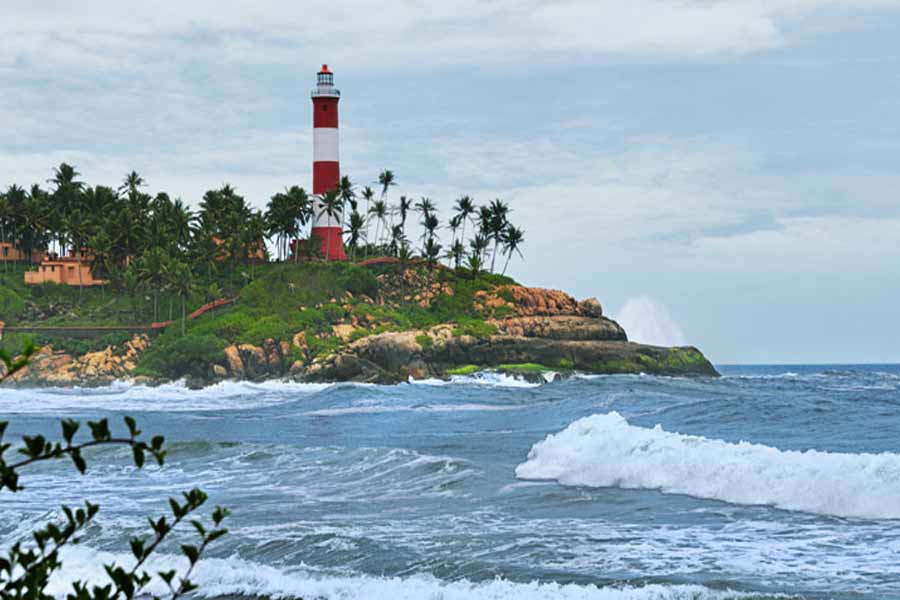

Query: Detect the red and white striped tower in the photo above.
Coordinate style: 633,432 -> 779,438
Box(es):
310,64 -> 346,260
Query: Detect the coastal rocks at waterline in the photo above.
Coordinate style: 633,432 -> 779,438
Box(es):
299,317 -> 717,384
3,335 -> 148,386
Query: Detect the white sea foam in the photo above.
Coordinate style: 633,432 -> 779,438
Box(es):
409,372 -> 541,388
515,412 -> 900,519
45,546 -> 791,600
0,379 -> 334,413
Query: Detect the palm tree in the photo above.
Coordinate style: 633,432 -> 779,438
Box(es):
448,239 -> 465,270
48,163 -> 84,256
388,224 -> 404,256
378,170 -> 395,201
345,210 -> 365,260
500,225 -> 524,275
165,261 -> 194,336
420,212 -> 439,247
286,186 -> 312,262
487,199 -> 510,273
448,214 -> 462,248
339,175 -> 356,212
361,186 -> 375,257
423,238 -> 442,274
468,234 -> 489,277
369,200 -> 388,250
137,247 -> 168,321
64,209 -> 90,301
118,171 -> 144,197
88,230 -> 115,298
415,197 -> 435,218
265,190 -> 295,261
454,196 -> 475,243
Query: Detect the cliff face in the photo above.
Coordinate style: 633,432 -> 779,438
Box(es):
3,286 -> 718,386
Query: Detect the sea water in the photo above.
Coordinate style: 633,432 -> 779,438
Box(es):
1,365 -> 899,599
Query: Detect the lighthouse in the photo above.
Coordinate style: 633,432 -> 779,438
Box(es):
310,64 -> 347,260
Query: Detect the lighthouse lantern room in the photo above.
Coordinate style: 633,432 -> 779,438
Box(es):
310,64 -> 346,260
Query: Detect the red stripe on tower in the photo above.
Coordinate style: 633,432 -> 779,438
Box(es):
311,64 -> 346,260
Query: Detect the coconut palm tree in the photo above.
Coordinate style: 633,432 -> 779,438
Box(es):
415,197 -> 435,218
500,225 -> 524,275
420,212 -> 439,246
487,199 -> 510,273
64,208 -> 90,301
367,201 -> 383,246
345,210 -> 365,260
118,171 -> 144,196
165,260 -> 194,336
448,239 -> 465,270
448,214 -> 462,248
265,190 -> 296,261
377,170 -> 395,201
286,186 -> 312,262
454,196 -> 475,243
388,224 -> 404,256
136,247 -> 168,321
360,186 -> 375,257
339,175 -> 357,212
468,234 -> 489,277
423,238 -> 442,274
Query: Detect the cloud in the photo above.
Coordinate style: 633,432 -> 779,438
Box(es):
3,0 -> 898,75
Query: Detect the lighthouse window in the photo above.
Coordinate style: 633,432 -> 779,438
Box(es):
321,104 -> 328,112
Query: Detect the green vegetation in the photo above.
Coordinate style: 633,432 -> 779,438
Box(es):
590,348 -> 712,375
446,364 -> 481,376
137,334 -> 226,380
497,363 -> 554,372
415,334 -> 434,350
452,319 -> 498,339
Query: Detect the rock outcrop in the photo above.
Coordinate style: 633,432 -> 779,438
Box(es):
5,335 -> 149,386
4,286 -> 718,387
298,323 -> 717,384
490,316 -> 626,342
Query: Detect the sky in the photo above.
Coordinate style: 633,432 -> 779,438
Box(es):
3,0 -> 900,364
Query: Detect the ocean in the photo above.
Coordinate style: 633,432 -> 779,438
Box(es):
1,365 -> 899,599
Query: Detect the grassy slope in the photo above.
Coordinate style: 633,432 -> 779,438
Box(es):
2,261 -> 715,380
124,262 -> 511,379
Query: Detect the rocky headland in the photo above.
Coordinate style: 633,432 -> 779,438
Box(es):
4,284 -> 717,387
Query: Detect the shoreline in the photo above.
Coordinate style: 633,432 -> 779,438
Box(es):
0,338 -> 720,389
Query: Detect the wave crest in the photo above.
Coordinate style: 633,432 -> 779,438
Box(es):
47,546 -> 792,600
515,412 -> 900,519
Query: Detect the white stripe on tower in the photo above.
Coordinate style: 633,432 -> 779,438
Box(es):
312,128 -> 339,163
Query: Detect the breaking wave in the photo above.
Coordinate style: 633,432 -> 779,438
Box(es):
46,546 -> 793,600
0,379 -> 333,413
515,412 -> 900,519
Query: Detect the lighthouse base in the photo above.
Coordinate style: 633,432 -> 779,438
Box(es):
311,226 -> 347,261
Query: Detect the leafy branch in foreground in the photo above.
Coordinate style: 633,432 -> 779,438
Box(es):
0,340 -> 38,384
0,415 -> 229,600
